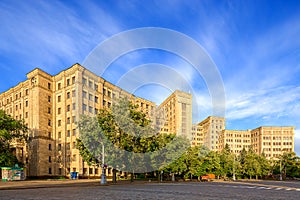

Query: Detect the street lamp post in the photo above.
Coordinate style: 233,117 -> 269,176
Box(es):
233,155 -> 236,181
101,143 -> 107,184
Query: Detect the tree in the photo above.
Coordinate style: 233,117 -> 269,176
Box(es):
0,110 -> 28,166
77,98 -> 189,181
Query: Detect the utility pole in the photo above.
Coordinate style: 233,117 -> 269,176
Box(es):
101,143 -> 107,184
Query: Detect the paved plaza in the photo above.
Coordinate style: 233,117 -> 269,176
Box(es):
1,180 -> 300,200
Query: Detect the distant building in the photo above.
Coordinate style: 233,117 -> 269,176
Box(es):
191,123 -> 204,147
217,126 -> 294,159
217,129 -> 251,153
158,90 -> 192,138
197,116 -> 226,150
251,126 -> 294,159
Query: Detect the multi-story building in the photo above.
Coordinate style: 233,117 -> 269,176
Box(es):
251,126 -> 294,159
158,90 -> 192,138
191,124 -> 204,147
198,116 -> 225,150
0,63 -> 194,177
217,126 -> 294,159
217,129 -> 251,154
0,63 -> 158,177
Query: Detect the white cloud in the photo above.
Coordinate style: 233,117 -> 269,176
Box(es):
294,130 -> 300,156
226,86 -> 300,120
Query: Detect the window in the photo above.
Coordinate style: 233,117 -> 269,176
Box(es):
48,168 -> 52,174
67,130 -> 70,137
58,83 -> 61,90
103,100 -> 106,107
72,129 -> 76,136
67,79 -> 70,86
89,81 -> 93,88
72,103 -> 76,110
25,89 -> 29,95
72,154 -> 76,162
58,168 -> 62,175
58,132 -> 61,139
103,88 -> 106,95
72,116 -> 76,123
82,91 -> 87,98
66,143 -> 70,150
89,168 -> 93,174
58,120 -> 61,126
72,90 -> 76,97
72,76 -> 75,84
94,84 -> 98,91
95,108 -> 98,114
95,96 -> 98,103
48,119 -> 51,126
48,96 -> 51,102
89,94 -> 93,101
67,117 -> 70,124
48,107 -> 51,114
25,112 -> 28,118
25,100 -> 28,107
108,102 -> 111,108
58,108 -> 61,114
16,105 -> 18,110
48,83 -> 51,90
15,94 -> 18,100
49,156 -> 52,163
67,92 -> 70,99
83,104 -> 87,111
72,142 -> 76,149
108,91 -> 111,97
89,106 -> 93,113
48,132 -> 51,138
67,105 -> 70,112
58,95 -> 61,102
82,78 -> 87,85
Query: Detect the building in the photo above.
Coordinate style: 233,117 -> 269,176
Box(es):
217,126 -> 295,159
0,63 -> 194,177
157,90 -> 192,138
0,64 -> 157,177
191,124 -> 204,147
217,129 -> 251,154
197,116 -> 225,150
251,126 -> 294,159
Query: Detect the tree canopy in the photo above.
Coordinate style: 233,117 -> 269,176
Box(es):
0,110 -> 28,167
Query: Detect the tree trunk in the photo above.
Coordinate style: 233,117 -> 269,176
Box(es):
131,172 -> 134,183
112,168 -> 117,183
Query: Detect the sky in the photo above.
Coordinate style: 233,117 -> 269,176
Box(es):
0,0 -> 300,154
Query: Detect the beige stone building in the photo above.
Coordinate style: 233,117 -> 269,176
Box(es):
217,129 -> 251,154
197,116 -> 226,150
157,90 -> 192,138
251,126 -> 294,159
191,124 -> 204,147
0,63 -> 157,177
217,126 -> 294,159
0,64 -> 194,177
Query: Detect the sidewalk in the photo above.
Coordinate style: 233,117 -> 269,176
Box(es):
0,179 -> 153,190
0,179 -> 100,190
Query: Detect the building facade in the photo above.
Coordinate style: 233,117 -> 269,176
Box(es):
158,90 -> 193,138
0,64 -> 194,177
217,126 -> 294,159
217,129 -> 251,154
198,116 -> 226,150
251,126 -> 294,159
191,123 -> 204,147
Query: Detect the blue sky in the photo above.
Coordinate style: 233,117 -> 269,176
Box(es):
1,0 -> 300,154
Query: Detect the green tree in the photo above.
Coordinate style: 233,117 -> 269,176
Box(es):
77,98 -> 189,181
0,110 -> 28,166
